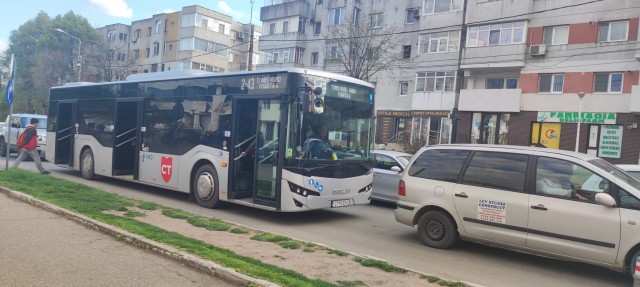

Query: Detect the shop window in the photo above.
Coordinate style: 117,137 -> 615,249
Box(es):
586,124 -> 623,159
471,113 -> 510,144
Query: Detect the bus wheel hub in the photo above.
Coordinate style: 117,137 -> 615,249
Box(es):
196,172 -> 215,200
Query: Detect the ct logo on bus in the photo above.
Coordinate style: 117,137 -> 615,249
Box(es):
161,156 -> 173,183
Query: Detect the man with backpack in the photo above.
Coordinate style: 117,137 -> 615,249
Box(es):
12,118 -> 50,174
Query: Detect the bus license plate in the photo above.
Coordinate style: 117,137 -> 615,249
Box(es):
331,199 -> 351,208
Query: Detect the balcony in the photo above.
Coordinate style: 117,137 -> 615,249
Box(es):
260,1 -> 310,21
410,91 -> 456,111
461,44 -> 526,70
458,89 -> 522,112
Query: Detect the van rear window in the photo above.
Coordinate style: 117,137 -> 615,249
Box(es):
408,149 -> 470,183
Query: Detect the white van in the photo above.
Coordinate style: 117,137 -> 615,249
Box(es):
0,114 -> 47,159
395,144 -> 640,274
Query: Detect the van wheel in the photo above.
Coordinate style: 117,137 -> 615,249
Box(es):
0,139 -> 6,157
80,149 -> 96,180
629,250 -> 640,277
193,164 -> 222,208
417,211 -> 458,249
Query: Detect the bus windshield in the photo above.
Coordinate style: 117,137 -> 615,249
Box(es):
285,75 -> 373,176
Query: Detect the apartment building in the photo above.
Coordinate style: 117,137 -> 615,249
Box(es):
95,23 -> 131,81
97,5 -> 260,78
259,0 -> 640,163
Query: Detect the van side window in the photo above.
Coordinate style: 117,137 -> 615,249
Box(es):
535,157 -> 609,202
462,152 -> 528,192
619,189 -> 640,210
375,154 -> 400,171
408,149 -> 470,183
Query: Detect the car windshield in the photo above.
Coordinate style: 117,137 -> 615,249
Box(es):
589,158 -> 640,191
20,117 -> 47,129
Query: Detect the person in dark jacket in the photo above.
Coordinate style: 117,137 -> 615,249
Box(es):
12,118 -> 50,174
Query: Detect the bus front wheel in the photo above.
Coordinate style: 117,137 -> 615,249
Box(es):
80,148 -> 96,180
193,164 -> 222,208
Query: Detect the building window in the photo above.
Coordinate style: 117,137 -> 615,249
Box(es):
486,78 -> 518,89
467,21 -> 526,47
153,41 -> 160,56
598,20 -> 629,42
219,24 -> 225,34
594,73 -> 623,93
148,27 -> 152,36
298,17 -> 306,34
538,74 -> 564,93
325,42 -> 342,59
328,7 -> 345,26
424,0 -> 455,14
402,45 -> 411,59
314,22 -> 322,35
107,30 -> 116,41
117,53 -> 126,61
416,71 -> 456,92
134,29 -> 141,38
134,49 -> 140,60
119,32 -> 128,41
406,9 -> 418,24
283,21 -> 289,33
155,20 -> 161,34
353,8 -> 361,24
146,48 -> 150,58
370,13 -> 383,28
311,52 -> 319,64
399,81 -> 409,95
269,23 -> 276,35
419,31 -> 459,53
471,113 -> 510,145
543,25 -> 569,45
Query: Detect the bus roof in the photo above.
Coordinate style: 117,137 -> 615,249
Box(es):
51,68 -> 374,90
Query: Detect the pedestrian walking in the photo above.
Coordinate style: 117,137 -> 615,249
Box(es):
12,118 -> 50,174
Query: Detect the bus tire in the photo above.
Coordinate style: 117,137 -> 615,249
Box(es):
193,164 -> 222,208
80,148 -> 96,180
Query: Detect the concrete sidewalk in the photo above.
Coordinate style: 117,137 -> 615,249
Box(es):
0,192 -> 239,287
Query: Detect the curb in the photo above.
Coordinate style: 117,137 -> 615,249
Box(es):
0,187 -> 280,287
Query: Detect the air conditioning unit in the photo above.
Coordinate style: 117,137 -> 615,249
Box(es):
529,44 -> 546,56
131,37 -> 138,43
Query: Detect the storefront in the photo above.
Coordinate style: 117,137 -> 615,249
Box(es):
376,110 -> 451,145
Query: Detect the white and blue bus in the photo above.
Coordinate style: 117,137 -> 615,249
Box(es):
46,68 -> 375,211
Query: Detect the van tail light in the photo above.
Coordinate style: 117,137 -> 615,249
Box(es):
398,180 -> 406,197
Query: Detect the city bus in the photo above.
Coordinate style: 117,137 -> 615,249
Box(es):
46,68 -> 375,212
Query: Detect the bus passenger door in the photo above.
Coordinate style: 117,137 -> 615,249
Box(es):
55,101 -> 76,166
112,100 -> 142,178
254,98 -> 281,206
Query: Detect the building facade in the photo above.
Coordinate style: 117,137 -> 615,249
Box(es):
258,0 -> 640,163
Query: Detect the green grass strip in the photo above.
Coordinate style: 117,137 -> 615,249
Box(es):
187,216 -> 231,231
0,170 -> 337,287
353,257 -> 407,273
278,241 -> 301,249
251,232 -> 290,242
137,201 -> 160,210
124,211 -> 145,218
229,227 -> 249,234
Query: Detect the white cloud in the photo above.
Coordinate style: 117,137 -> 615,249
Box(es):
0,38 -> 8,53
88,0 -> 133,18
162,9 -> 175,14
217,1 -> 246,20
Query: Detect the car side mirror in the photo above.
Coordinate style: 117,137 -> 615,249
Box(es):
595,193 -> 617,207
390,166 -> 402,172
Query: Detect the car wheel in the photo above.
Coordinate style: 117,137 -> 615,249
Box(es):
629,249 -> 640,277
0,139 -> 6,157
417,210 -> 458,249
193,164 -> 222,208
80,149 -> 96,180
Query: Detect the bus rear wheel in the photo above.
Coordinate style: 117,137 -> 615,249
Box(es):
80,148 -> 96,180
193,164 -> 222,208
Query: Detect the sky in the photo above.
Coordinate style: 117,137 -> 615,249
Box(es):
0,0 -> 260,53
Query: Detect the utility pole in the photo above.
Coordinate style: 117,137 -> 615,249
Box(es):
247,0 -> 255,71
450,0 -> 468,144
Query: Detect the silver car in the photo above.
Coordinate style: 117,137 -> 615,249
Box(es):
372,150 -> 412,203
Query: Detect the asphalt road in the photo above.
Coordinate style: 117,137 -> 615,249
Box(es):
5,157 -> 632,287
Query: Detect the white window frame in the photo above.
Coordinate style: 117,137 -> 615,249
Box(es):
419,32 -> 459,53
485,78 -> 518,89
466,21 -> 527,47
269,23 -> 276,35
599,20 -> 629,42
544,25 -> 569,45
423,0 -> 455,15
311,52 -> 319,64
328,7 -> 345,26
415,71 -> 457,92
594,72 -> 624,93
370,13 -> 383,28
283,21 -> 289,33
155,20 -> 162,34
539,74 -> 564,93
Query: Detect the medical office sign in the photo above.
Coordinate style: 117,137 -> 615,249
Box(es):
537,112 -> 616,124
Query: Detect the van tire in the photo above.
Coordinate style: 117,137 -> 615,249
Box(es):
629,249 -> 640,276
193,164 -> 222,208
417,210 -> 458,249
80,149 -> 96,180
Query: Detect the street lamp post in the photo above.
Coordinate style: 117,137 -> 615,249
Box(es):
575,92 -> 586,152
56,28 -> 82,82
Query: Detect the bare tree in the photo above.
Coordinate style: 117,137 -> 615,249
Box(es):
84,37 -> 133,82
322,16 -> 411,81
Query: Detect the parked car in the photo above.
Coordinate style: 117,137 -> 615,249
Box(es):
395,144 -> 640,275
617,164 -> 640,179
372,150 -> 412,203
0,114 -> 47,159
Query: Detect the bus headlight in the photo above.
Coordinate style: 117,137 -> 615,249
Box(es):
287,181 -> 320,197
